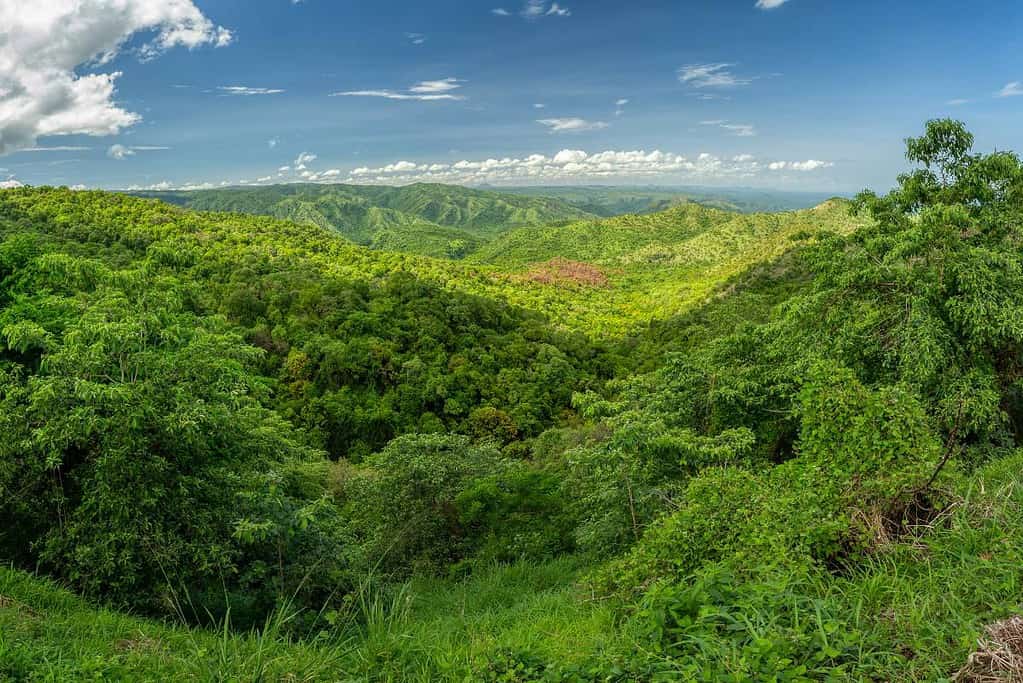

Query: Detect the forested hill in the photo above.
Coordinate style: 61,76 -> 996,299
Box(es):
7,121 -> 1023,681
497,184 -> 838,216
130,183 -> 596,259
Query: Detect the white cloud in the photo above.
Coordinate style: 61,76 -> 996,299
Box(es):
494,2 -> 570,18
20,146 -> 92,152
216,86 -> 285,96
755,0 -> 790,8
0,0 -> 233,155
0,178 -> 23,189
268,137 -> 280,149
294,152 -> 317,170
534,103 -> 546,109
107,144 -> 135,160
678,63 -> 752,88
409,78 -> 463,94
537,118 -> 609,133
333,78 -> 466,102
996,82 -> 1023,98
615,98 -> 629,116
946,98 -> 970,106
337,149 -> 832,186
522,0 -> 546,17
553,149 -> 587,164
406,32 -> 426,45
107,143 -> 169,159
126,146 -> 833,191
769,159 -> 832,171
701,120 -> 756,137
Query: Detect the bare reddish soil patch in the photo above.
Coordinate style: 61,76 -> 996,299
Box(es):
521,258 -> 610,287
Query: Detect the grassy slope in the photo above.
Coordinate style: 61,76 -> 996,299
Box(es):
4,452 -> 1022,681
0,558 -> 618,682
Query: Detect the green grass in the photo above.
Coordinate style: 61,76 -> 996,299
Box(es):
5,453 -> 1022,681
0,557 -> 619,682
0,566 -> 355,681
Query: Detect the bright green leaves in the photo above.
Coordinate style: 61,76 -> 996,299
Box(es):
1,320 -> 51,354
0,249 -> 333,620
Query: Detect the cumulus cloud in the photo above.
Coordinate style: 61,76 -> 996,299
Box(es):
678,63 -> 752,88
294,152 -> 317,170
0,0 -> 233,155
537,118 -> 609,133
768,160 -> 832,171
341,149 -> 833,186
216,86 -> 285,96
107,144 -> 135,160
996,82 -> 1023,98
0,178 -> 24,189
755,0 -> 790,8
333,78 -> 466,101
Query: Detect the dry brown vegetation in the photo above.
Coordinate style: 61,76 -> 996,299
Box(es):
521,258 -> 610,287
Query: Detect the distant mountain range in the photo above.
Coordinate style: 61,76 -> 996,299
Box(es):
493,185 -> 841,216
130,183 -> 838,260
130,183 -> 595,259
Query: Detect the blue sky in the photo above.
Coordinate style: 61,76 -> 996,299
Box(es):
2,0 -> 1022,193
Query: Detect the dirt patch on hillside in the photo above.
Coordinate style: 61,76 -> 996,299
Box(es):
954,615 -> 1023,681
521,258 -> 610,287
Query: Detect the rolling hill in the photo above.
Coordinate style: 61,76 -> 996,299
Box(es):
131,183 -> 595,259
463,198 -> 868,335
6,121 -> 1022,682
497,184 -> 839,216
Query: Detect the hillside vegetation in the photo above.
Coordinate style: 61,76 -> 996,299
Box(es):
499,184 -> 837,216
133,183 -> 595,259
5,120 -> 1023,681
467,198 -> 868,335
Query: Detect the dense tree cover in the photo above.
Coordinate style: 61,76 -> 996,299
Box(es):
133,182 -> 594,259
468,198 -> 867,336
0,189 -> 608,458
5,120 -> 1023,680
499,184 -> 836,216
0,187 -> 607,624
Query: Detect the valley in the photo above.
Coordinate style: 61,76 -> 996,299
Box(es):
4,121 -> 1023,681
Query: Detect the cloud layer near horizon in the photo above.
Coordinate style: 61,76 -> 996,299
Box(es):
339,148 -> 833,186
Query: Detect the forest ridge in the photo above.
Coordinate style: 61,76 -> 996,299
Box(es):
3,121 -> 1023,681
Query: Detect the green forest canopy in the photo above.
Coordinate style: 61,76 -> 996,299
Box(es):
4,120 -> 1023,681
